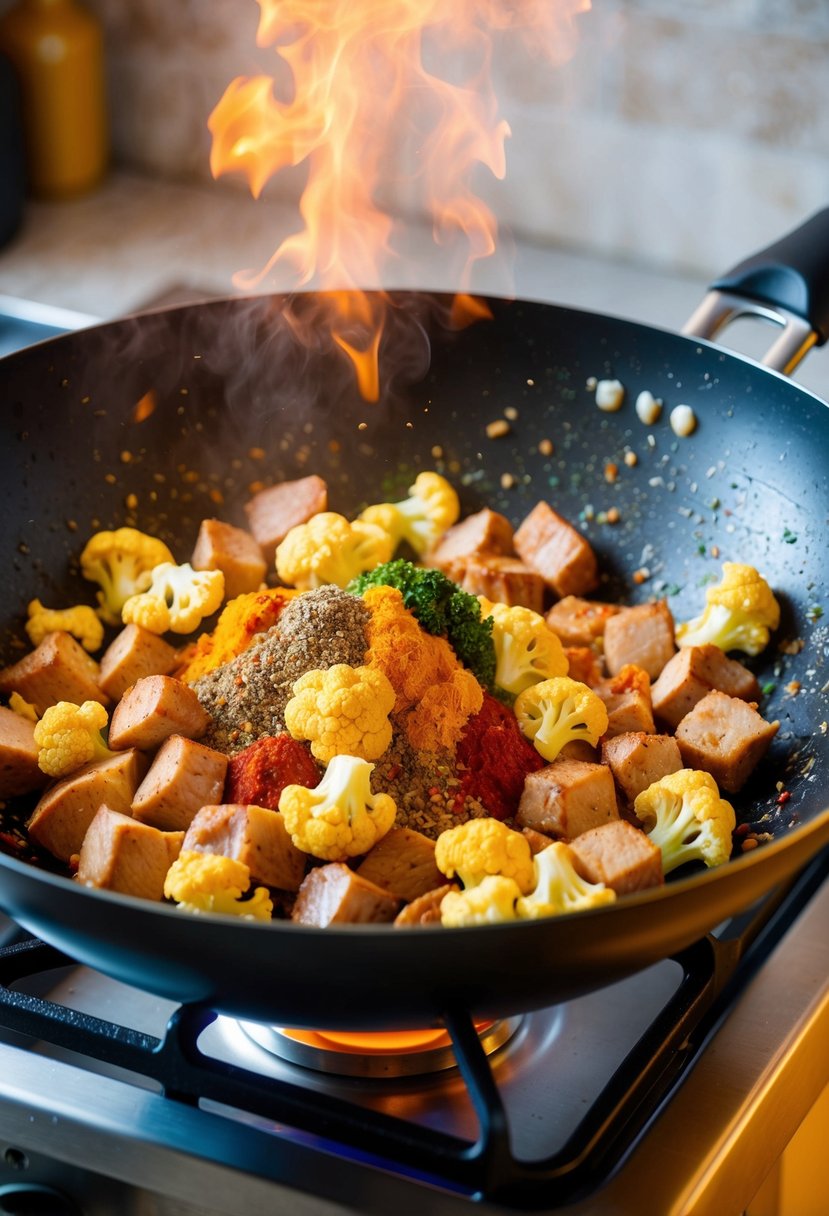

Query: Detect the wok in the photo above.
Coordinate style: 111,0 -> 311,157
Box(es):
1,213 -> 829,1029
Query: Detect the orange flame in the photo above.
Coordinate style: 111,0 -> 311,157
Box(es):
209,0 -> 590,398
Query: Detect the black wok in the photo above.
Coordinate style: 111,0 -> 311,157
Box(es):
1,213 -> 829,1028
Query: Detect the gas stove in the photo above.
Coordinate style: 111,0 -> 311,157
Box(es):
1,849 -> 827,1216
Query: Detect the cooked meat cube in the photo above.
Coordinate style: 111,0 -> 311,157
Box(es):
603,601 -> 676,680
0,705 -> 48,798
183,802 -> 306,891
451,555 -> 546,613
426,508 -> 514,569
0,632 -> 108,716
513,501 -> 598,598
595,665 -> 655,738
651,644 -> 762,730
356,828 -> 443,903
558,739 -> 599,763
545,596 -> 622,648
27,750 -> 147,862
675,690 -> 779,793
394,884 -> 456,927
601,732 -> 683,804
131,736 -> 228,832
191,518 -> 267,600
564,646 -> 604,687
569,820 -> 664,895
108,675 -> 211,751
98,624 -> 178,702
244,474 -> 328,565
521,826 -> 555,855
76,805 -> 183,901
517,759 -> 618,840
292,862 -> 400,925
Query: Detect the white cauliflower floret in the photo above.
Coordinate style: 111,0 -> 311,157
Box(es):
122,562 -> 224,634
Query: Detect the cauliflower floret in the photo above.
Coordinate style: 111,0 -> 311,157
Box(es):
633,768 -> 736,875
283,663 -> 396,763
676,562 -> 780,656
359,471 -> 460,557
278,753 -> 396,861
435,817 -> 536,894
479,598 -> 568,697
8,692 -> 38,722
25,600 -> 104,653
440,875 -> 522,926
516,842 -> 616,918
122,562 -> 225,635
33,699 -> 116,778
276,513 -> 393,589
163,851 -> 273,920
513,676 -> 608,763
80,527 -> 174,625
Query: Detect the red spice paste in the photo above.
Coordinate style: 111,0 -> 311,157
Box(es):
454,693 -> 544,819
225,734 -> 321,809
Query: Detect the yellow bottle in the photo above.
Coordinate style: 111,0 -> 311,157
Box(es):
0,0 -> 107,198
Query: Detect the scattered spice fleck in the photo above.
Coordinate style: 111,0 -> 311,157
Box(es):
624,450 -> 638,467
807,605 -> 824,622
124,493 -> 138,510
604,462 -> 618,483
504,406 -> 519,421
119,450 -> 133,464
761,681 -> 776,696
606,507 -> 620,524
538,438 -> 554,457
776,790 -> 791,805
782,527 -> 797,544
500,472 -> 515,490
632,567 -> 650,584
431,445 -> 444,459
778,637 -> 805,655
741,837 -> 759,852
486,419 -> 511,439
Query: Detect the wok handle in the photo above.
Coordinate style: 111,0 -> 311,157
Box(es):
682,207 -> 829,374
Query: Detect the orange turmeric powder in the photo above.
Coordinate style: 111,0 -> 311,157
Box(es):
175,587 -> 296,683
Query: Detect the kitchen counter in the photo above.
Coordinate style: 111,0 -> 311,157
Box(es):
2,171 -> 828,401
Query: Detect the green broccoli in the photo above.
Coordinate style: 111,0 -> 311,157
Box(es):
348,558 -> 495,688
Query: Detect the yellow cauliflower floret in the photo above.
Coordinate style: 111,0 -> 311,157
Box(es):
122,562 -> 225,635
80,527 -> 174,625
8,692 -> 38,722
33,699 -> 115,778
279,753 -> 396,861
516,842 -> 616,919
25,600 -> 104,653
514,676 -> 608,763
634,768 -> 736,875
435,818 -> 536,894
359,471 -> 460,557
676,562 -> 780,656
275,512 -> 393,589
164,850 -> 273,920
284,663 -> 396,763
440,875 -> 522,926
478,597 -> 569,697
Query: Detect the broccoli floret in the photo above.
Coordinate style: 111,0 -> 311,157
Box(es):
348,559 -> 495,688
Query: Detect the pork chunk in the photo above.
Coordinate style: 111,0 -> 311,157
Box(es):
675,690 -> 779,793
356,828 -> 443,903
292,863 -> 400,925
563,646 -> 604,687
98,625 -> 178,702
545,596 -> 622,648
603,601 -> 676,680
76,805 -> 183,900
513,501 -> 598,598
521,826 -> 555,855
595,665 -> 655,738
183,802 -> 306,891
27,750 -> 148,862
601,732 -> 683,804
0,632 -> 108,716
651,645 -> 762,730
191,518 -> 267,600
131,735 -> 228,832
426,507 -> 514,568
569,820 -> 664,895
516,759 -> 618,840
108,675 -> 210,752
244,475 -> 328,565
446,555 -> 545,613
394,884 -> 456,927
0,705 -> 48,798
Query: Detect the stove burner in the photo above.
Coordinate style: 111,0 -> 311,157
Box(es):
243,1018 -> 521,1077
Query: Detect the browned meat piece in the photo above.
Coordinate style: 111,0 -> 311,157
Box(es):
131,736 -> 229,832
191,518 -> 267,600
394,884 -> 457,927
545,596 -> 622,648
292,862 -> 400,925
98,625 -> 178,702
76,805 -> 183,900
183,803 -> 306,891
675,690 -> 779,793
517,759 -> 618,840
521,826 -> 554,855
651,644 -> 762,730
27,750 -> 148,862
569,820 -> 664,895
595,665 -> 655,738
355,827 -> 443,903
0,632 -> 108,716
564,646 -> 604,687
244,475 -> 328,565
0,705 -> 48,798
513,501 -> 598,598
558,740 -> 599,763
603,601 -> 676,680
601,732 -> 683,804
108,675 -> 211,752
440,555 -> 544,613
426,508 -> 514,568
